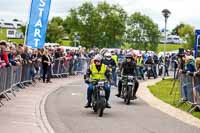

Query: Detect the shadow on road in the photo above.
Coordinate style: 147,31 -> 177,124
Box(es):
82,109 -> 116,118
114,99 -> 146,107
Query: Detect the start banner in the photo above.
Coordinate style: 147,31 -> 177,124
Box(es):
26,0 -> 51,48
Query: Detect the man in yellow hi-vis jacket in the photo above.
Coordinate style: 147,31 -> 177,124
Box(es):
84,54 -> 112,108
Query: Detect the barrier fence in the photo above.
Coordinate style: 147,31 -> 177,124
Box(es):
0,57 -> 89,105
179,73 -> 200,112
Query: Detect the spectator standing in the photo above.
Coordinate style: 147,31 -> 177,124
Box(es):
42,50 -> 52,83
0,41 -> 10,67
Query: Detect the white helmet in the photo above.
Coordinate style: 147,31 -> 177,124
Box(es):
94,54 -> 102,61
104,52 -> 112,57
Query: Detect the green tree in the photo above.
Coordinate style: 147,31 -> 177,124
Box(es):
51,16 -> 64,25
177,24 -> 195,49
64,2 -> 99,47
20,25 -> 26,35
46,17 -> 65,43
172,23 -> 185,35
126,12 -> 160,51
96,2 -> 127,48
63,2 -> 127,48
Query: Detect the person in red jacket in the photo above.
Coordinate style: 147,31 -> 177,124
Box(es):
0,41 -> 10,67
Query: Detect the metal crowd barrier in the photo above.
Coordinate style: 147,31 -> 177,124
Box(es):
52,57 -> 89,77
179,73 -> 200,112
61,59 -> 70,76
0,67 -> 8,96
0,66 -> 18,102
0,57 -> 89,105
21,63 -> 32,84
52,58 -> 62,77
11,65 -> 22,87
73,58 -> 89,75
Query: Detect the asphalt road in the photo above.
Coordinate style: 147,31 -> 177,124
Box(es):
45,78 -> 200,133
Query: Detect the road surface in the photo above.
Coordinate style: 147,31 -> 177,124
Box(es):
45,78 -> 200,133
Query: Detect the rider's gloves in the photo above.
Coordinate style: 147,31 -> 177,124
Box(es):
84,77 -> 90,84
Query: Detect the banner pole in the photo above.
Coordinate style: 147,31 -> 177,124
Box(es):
24,0 -> 33,45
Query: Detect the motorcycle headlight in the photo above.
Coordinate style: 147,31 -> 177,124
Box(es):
128,76 -> 134,80
98,81 -> 105,86
128,82 -> 133,85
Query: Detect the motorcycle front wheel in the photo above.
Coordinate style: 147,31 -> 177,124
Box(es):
97,97 -> 106,117
124,86 -> 132,105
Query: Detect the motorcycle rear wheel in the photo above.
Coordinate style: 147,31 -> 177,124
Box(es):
124,86 -> 132,105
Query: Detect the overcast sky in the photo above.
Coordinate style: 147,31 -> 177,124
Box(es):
0,0 -> 199,30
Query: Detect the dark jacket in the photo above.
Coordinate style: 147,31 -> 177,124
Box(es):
121,60 -> 137,76
185,61 -> 196,73
102,59 -> 116,68
42,55 -> 51,67
8,53 -> 17,66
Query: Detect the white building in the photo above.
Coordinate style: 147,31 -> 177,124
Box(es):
0,20 -> 24,29
160,29 -> 186,44
160,35 -> 186,44
7,29 -> 24,39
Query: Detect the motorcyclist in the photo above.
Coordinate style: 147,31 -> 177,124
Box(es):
111,51 -> 118,86
116,54 -> 139,99
102,52 -> 117,86
158,56 -> 169,77
152,54 -> 159,78
136,54 -> 144,80
84,54 -> 112,108
111,51 -> 118,66
145,55 -> 156,78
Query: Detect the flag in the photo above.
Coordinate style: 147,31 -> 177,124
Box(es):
26,0 -> 51,48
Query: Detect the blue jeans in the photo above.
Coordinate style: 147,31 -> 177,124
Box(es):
137,66 -> 144,79
152,64 -> 157,78
164,65 -> 169,76
87,83 -> 111,103
174,68 -> 177,79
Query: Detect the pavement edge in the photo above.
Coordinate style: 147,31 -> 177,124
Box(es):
35,78 -> 77,133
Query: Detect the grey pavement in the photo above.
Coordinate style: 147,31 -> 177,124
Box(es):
0,77 -> 78,133
45,78 -> 200,133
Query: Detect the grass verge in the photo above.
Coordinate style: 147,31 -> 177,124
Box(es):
122,43 -> 183,53
157,44 -> 183,53
0,28 -> 24,44
148,79 -> 200,119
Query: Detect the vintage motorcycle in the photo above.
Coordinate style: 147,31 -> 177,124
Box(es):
119,75 -> 136,105
145,64 -> 155,79
91,80 -> 108,117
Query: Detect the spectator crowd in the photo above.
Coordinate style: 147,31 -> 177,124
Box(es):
0,41 -> 88,83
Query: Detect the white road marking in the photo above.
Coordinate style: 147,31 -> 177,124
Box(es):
72,93 -> 81,96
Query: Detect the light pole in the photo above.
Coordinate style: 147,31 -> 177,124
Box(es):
162,9 -> 171,80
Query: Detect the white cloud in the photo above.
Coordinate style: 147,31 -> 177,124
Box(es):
0,0 -> 199,30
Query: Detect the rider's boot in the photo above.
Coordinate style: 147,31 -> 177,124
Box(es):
84,102 -> 92,108
132,82 -> 139,99
115,92 -> 121,97
115,83 -> 122,97
106,101 -> 111,108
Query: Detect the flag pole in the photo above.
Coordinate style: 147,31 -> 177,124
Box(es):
24,0 -> 33,45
